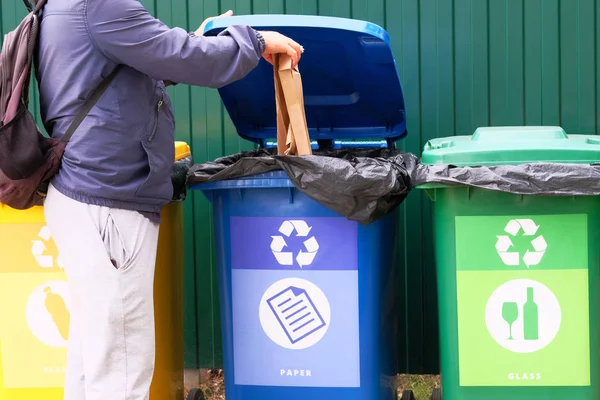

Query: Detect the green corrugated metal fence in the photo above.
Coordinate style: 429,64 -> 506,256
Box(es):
2,0 -> 599,375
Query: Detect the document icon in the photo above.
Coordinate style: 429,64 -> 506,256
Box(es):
267,286 -> 327,345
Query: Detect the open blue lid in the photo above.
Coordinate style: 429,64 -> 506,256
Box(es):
203,15 -> 407,146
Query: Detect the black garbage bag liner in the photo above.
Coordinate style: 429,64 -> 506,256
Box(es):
172,155 -> 194,202
412,162 -> 600,196
187,148 -> 419,225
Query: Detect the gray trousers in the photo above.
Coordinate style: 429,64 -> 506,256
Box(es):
44,183 -> 160,400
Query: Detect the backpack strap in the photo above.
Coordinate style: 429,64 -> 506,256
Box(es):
23,0 -> 34,12
33,0 -> 47,14
23,0 -> 47,14
61,65 -> 123,143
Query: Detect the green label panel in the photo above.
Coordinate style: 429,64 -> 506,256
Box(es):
455,215 -> 590,387
456,214 -> 588,271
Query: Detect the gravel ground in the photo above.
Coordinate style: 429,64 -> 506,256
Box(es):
184,370 -> 440,400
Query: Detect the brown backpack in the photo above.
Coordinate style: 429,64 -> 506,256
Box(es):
0,0 -> 120,209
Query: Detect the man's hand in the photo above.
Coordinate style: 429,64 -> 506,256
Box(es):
258,31 -> 304,68
195,10 -> 234,36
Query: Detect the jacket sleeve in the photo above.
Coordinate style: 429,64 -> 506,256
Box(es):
85,0 -> 265,88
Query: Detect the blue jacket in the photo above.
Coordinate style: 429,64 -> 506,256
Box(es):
36,0 -> 264,216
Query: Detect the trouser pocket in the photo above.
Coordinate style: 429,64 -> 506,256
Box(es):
100,213 -> 130,270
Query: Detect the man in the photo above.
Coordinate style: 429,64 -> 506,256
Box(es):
36,0 -> 302,399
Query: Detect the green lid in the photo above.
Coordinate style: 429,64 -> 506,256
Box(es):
422,126 -> 600,166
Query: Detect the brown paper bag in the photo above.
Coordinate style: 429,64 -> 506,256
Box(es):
273,54 -> 312,156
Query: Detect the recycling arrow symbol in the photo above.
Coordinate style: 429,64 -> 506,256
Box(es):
32,226 -> 64,269
496,219 -> 547,268
270,220 -> 319,268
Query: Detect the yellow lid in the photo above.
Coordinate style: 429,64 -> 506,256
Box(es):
175,141 -> 191,162
0,203 -> 45,223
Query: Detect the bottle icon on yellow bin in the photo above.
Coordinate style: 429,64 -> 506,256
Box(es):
44,287 -> 70,341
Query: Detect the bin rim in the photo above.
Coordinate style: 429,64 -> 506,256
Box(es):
190,170 -> 295,192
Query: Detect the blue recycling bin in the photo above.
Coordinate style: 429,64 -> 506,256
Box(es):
192,15 -> 407,400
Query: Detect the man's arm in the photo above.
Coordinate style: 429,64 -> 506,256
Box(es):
85,0 -> 265,88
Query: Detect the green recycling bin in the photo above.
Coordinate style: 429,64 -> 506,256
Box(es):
420,126 -> 599,399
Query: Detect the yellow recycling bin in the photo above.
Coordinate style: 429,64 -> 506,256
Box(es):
0,142 -> 189,400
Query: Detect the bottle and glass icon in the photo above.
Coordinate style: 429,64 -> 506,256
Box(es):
501,287 -> 539,341
486,279 -> 561,353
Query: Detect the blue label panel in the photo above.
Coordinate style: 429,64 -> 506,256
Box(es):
230,217 -> 360,388
231,217 -> 358,271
